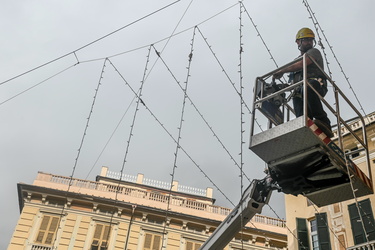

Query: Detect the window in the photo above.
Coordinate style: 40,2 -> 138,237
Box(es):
186,240 -> 202,250
297,214 -> 331,250
91,223 -> 111,250
147,215 -> 164,225
310,219 -> 319,250
143,233 -> 162,250
349,146 -> 359,158
297,218 -> 309,250
187,224 -> 204,234
348,199 -> 375,245
35,215 -> 60,245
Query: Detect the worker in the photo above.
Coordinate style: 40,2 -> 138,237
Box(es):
273,27 -> 333,137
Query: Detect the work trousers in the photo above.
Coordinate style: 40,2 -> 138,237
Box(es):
293,79 -> 331,126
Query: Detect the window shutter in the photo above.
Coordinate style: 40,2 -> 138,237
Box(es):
349,199 -> 375,244
93,224 -> 103,240
186,240 -> 202,250
297,218 -> 310,250
35,215 -> 60,245
40,216 -> 51,230
45,217 -> 60,244
348,202 -> 365,244
35,231 -> 44,243
143,233 -> 162,250
100,241 -> 108,250
35,216 -> 50,243
144,233 -> 153,249
45,232 -> 54,245
50,217 -> 59,231
102,225 -> 110,241
316,213 -> 331,250
186,241 -> 193,250
92,223 -> 111,250
152,235 -> 161,250
359,199 -> 375,241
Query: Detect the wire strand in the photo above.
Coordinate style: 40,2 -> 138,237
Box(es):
81,0 -> 195,191
306,199 -> 348,249
161,26 -> 197,249
64,2 -> 239,64
267,204 -> 308,249
81,84 -> 135,184
239,3 -> 246,248
52,58 -> 108,247
302,0 -> 367,117
104,46 -> 153,245
151,44 -> 252,182
0,63 -> 78,107
0,0 -> 181,87
108,58 -> 235,207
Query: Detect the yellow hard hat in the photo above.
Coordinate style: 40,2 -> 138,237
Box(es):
296,27 -> 315,40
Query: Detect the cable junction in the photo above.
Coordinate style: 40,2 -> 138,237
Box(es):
5,1 -> 369,248
303,0 -> 373,244
0,0 -> 182,86
104,46 -> 153,245
81,0 -> 195,187
195,25 -> 264,133
151,44 -> 252,182
108,58 -> 235,207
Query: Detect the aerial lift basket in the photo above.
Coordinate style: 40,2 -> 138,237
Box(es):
249,54 -> 373,207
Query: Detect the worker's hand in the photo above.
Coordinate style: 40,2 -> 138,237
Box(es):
272,71 -> 284,80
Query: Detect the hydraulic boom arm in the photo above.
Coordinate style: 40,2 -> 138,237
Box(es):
200,177 -> 274,250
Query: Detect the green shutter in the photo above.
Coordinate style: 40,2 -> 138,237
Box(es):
359,199 -> 375,241
348,202 -> 365,244
297,218 -> 310,250
348,199 -> 375,244
316,213 -> 331,250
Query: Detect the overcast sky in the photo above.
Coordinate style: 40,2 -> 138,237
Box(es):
1,0 -> 375,248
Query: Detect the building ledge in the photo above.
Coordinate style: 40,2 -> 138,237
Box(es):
30,171 -> 286,233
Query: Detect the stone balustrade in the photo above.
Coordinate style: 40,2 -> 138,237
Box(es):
34,172 -> 286,229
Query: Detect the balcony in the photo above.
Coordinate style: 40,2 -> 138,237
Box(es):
347,240 -> 375,250
31,245 -> 52,250
32,172 -> 286,231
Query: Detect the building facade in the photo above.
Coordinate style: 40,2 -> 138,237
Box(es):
285,112 -> 375,250
8,166 -> 287,250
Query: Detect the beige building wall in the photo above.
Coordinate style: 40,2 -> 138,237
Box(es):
8,167 -> 287,250
285,112 -> 375,250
